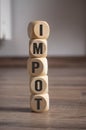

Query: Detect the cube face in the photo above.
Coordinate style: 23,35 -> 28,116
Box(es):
27,58 -> 48,76
30,75 -> 48,94
28,21 -> 50,39
30,94 -> 49,112
29,39 -> 47,58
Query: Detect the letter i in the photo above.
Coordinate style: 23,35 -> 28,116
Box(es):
27,21 -> 50,112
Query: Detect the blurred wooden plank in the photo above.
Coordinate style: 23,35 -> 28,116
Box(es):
0,57 -> 86,67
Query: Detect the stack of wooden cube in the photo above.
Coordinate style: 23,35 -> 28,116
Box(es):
27,21 -> 50,112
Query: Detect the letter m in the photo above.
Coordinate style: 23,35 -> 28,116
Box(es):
33,43 -> 43,54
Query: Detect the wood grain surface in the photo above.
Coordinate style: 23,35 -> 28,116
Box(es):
0,57 -> 86,68
0,67 -> 86,130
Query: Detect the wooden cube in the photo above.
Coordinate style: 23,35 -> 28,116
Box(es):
27,58 -> 48,76
28,21 -> 50,39
30,75 -> 48,94
29,39 -> 47,58
30,94 -> 49,112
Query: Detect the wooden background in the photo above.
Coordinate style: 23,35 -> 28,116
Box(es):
0,58 -> 86,130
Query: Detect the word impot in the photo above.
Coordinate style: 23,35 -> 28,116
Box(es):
27,21 -> 50,112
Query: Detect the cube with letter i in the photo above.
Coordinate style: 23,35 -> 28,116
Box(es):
27,21 -> 50,112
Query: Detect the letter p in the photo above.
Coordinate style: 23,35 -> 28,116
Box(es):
32,62 -> 40,73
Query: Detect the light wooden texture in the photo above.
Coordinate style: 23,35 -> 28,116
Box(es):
30,94 -> 49,112
0,67 -> 86,129
27,58 -> 48,76
30,75 -> 48,94
28,21 -> 50,39
29,39 -> 47,58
